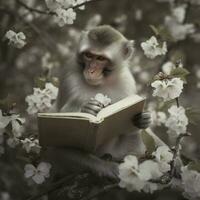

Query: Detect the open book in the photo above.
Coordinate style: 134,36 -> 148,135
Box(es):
38,94 -> 145,152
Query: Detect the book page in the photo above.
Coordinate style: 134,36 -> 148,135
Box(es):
38,112 -> 98,122
95,99 -> 145,147
97,94 -> 145,119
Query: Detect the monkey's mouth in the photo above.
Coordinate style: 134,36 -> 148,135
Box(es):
84,77 -> 104,86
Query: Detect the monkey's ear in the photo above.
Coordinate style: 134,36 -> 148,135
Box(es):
122,40 -> 135,59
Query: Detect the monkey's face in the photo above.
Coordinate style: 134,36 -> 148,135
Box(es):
80,51 -> 113,86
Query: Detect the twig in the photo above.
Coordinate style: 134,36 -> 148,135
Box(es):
16,0 -> 104,16
170,132 -> 191,178
16,0 -> 52,15
80,183 -> 118,200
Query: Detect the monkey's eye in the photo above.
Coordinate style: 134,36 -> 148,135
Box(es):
83,52 -> 93,59
97,56 -> 106,61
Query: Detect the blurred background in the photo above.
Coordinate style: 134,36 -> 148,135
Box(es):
0,0 -> 200,199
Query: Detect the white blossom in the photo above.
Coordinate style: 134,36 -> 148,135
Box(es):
10,114 -> 25,138
151,78 -> 184,101
165,105 -> 188,136
165,16 -> 195,41
118,155 -> 165,193
5,30 -> 26,48
181,166 -> 200,200
24,162 -> 51,184
44,83 -> 58,99
153,146 -> 173,172
21,138 -> 41,154
141,36 -> 167,59
172,4 -> 186,23
161,61 -> 175,75
0,110 -> 10,129
94,93 -> 111,107
119,155 -> 146,192
25,83 -> 58,115
54,8 -> 76,26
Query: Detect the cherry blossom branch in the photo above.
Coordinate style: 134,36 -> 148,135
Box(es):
170,132 -> 191,178
15,0 -> 104,16
15,0 -> 52,15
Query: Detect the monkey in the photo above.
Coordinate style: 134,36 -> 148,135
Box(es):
44,25 -> 152,180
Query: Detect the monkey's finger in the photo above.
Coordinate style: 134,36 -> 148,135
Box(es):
81,106 -> 98,115
135,122 -> 151,129
134,118 -> 152,125
88,99 -> 104,107
84,104 -> 102,113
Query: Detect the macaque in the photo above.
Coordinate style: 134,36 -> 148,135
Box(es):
44,25 -> 151,179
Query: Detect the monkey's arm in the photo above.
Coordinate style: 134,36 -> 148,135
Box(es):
42,147 -> 119,180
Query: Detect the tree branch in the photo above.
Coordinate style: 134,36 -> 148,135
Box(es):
25,174 -> 75,200
15,0 -> 104,16
16,0 -> 52,15
81,183 -> 118,200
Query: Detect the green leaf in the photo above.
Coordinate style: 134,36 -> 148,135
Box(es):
170,67 -> 190,82
34,76 -> 47,89
141,130 -> 156,154
188,161 -> 200,173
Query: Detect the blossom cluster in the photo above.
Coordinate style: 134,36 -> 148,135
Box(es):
151,77 -> 184,102
21,138 -> 41,154
119,146 -> 173,193
45,0 -> 89,26
165,105 -> 188,136
0,109 -> 25,155
141,36 -> 167,59
25,82 -> 58,115
181,166 -> 200,200
24,162 -> 51,184
5,30 -> 26,48
94,93 -> 111,107
165,4 -> 195,41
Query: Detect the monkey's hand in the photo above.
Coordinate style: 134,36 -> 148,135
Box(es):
81,99 -> 104,116
133,111 -> 151,129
